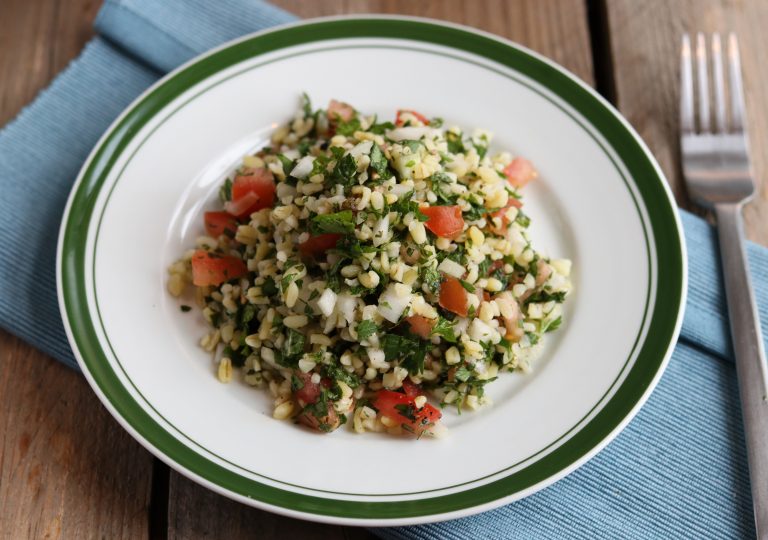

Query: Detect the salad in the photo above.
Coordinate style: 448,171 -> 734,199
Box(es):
167,96 -> 572,437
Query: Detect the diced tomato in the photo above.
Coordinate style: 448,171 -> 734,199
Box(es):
204,211 -> 238,238
299,233 -> 342,257
405,315 -> 435,339
489,259 -> 505,274
373,390 -> 442,435
224,168 -> 275,218
535,259 -> 553,287
395,109 -> 430,126
477,289 -> 491,304
223,191 -> 260,218
439,275 -> 468,317
327,99 -> 355,122
401,379 -> 424,398
490,197 -> 523,232
190,249 -> 247,287
419,205 -> 464,238
503,157 -> 536,188
293,372 -> 340,433
293,371 -> 326,405
298,404 -> 340,433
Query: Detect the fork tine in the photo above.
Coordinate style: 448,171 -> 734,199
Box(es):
680,34 -> 694,133
711,34 -> 727,132
696,33 -> 711,132
728,33 -> 746,131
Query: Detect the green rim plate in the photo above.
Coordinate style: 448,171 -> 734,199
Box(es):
57,16 -> 686,525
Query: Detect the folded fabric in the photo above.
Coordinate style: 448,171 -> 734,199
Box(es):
0,0 -> 763,537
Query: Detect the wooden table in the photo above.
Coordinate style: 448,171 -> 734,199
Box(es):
1,0 -> 767,537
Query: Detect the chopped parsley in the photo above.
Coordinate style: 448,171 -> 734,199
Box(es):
281,329 -> 305,364
420,264 -> 442,294
261,276 -> 278,297
526,290 -> 567,304
218,177 -> 232,202
380,333 -> 429,375
543,316 -> 562,333
311,210 -> 355,235
356,320 -> 379,341
335,116 -> 361,136
431,317 -> 457,343
369,143 -> 392,179
458,279 -> 476,293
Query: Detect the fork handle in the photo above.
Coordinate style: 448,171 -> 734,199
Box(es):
715,202 -> 768,538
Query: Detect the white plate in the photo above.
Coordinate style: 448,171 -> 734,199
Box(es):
57,16 -> 686,526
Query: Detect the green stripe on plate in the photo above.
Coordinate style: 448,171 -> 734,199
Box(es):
59,17 -> 684,521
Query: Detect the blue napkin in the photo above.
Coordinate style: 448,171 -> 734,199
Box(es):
0,0 -> 764,537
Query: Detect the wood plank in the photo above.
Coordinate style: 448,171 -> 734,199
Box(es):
604,0 -> 768,245
168,473 -> 373,539
166,1 -> 593,538
0,332 -> 155,538
0,0 -> 155,538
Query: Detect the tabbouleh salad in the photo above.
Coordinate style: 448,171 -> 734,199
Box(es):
167,96 -> 572,438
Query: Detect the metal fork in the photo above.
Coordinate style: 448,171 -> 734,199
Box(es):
681,33 -> 768,538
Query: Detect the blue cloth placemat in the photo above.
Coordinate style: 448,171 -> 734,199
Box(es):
0,0 -> 764,537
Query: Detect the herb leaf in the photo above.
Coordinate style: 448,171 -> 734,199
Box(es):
261,276 -> 278,297
218,178 -> 233,202
311,210 -> 355,235
446,131 -> 464,154
526,290 -> 567,304
369,120 -> 395,135
431,316 -> 457,343
330,153 -> 357,187
543,316 -> 563,333
336,117 -> 361,136
280,329 -> 305,366
369,144 -> 392,179
420,264 -> 442,294
454,365 -> 472,382
458,279 -> 476,293
356,320 -> 379,341
380,333 -> 429,375
301,92 -> 313,117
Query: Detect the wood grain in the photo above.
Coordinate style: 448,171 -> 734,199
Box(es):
166,1 -> 593,538
0,332 -> 154,539
604,0 -> 768,245
168,473 -> 372,540
0,1 -> 155,538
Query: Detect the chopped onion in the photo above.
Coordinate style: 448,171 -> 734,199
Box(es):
386,127 -> 441,141
347,140 -> 373,158
372,214 -> 390,247
335,293 -> 357,324
437,258 -> 465,278
290,155 -> 315,179
389,183 -> 413,197
317,288 -> 337,317
377,284 -> 411,323
469,318 -> 497,343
